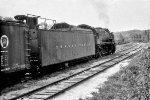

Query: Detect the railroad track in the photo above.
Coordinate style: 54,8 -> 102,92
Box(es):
1,43 -> 135,91
115,43 -> 137,53
9,44 -> 143,100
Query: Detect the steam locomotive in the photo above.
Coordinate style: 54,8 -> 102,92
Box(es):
0,14 -> 115,75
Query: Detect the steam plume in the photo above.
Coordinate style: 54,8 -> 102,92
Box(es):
89,0 -> 110,27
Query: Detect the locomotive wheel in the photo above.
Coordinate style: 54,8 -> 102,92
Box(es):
65,62 -> 69,68
105,46 -> 108,55
110,44 -> 114,54
106,46 -> 110,55
98,51 -> 102,57
95,51 -> 100,58
101,48 -> 106,56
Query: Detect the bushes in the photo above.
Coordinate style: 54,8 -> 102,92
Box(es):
85,48 -> 150,100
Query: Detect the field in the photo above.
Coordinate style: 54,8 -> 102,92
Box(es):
84,43 -> 150,100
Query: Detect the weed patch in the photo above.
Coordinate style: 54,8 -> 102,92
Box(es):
85,48 -> 150,100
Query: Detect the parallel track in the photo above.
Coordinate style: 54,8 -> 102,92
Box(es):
115,43 -> 137,53
9,45 -> 143,100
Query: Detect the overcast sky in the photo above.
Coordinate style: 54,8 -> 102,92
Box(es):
0,0 -> 150,32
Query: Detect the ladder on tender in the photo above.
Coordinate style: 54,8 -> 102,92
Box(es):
25,29 -> 31,69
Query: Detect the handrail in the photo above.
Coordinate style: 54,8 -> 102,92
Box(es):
27,14 -> 40,18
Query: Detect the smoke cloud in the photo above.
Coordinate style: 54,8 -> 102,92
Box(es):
88,0 -> 110,27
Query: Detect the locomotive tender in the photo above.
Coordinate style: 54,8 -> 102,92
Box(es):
0,14 -> 115,75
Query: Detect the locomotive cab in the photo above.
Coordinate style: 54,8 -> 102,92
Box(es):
15,15 -> 40,55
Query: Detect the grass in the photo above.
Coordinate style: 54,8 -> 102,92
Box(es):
83,44 -> 150,100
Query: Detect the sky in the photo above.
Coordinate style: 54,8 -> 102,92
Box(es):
0,0 -> 150,32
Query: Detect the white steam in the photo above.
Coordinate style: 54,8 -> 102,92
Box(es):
88,0 -> 111,27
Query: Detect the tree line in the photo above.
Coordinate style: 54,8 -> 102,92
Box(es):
115,30 -> 150,45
